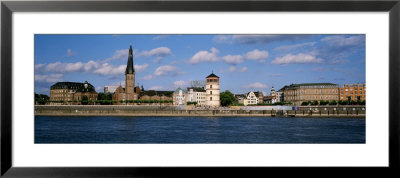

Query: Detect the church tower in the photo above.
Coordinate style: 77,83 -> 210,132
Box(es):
125,44 -> 135,100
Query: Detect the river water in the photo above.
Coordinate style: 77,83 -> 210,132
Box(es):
35,116 -> 365,143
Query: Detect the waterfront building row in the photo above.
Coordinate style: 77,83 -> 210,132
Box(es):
173,73 -> 221,107
278,83 -> 366,106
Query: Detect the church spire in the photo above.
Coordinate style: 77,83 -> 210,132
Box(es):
125,44 -> 135,74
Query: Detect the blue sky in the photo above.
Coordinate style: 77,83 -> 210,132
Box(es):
34,34 -> 365,95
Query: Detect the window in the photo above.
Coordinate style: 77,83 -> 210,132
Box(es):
210,85 -> 212,89
210,97 -> 212,101
210,91 -> 212,94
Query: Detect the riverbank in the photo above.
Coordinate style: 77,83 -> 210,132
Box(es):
35,105 -> 366,118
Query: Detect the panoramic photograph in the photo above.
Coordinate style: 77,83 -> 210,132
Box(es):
34,34 -> 366,143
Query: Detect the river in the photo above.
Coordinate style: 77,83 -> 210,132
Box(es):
35,116 -> 365,143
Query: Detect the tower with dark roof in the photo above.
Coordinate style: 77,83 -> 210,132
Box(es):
125,44 -> 136,100
205,72 -> 220,107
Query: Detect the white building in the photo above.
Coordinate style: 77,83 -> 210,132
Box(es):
187,87 -> 207,106
173,88 -> 187,105
205,73 -> 221,107
104,85 -> 119,94
246,91 -> 259,105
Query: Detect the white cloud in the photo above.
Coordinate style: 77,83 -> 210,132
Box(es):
245,49 -> 269,63
139,47 -> 172,57
35,73 -> 63,83
95,86 -> 103,92
149,86 -> 165,90
228,66 -> 236,72
45,61 -> 85,73
212,35 -> 233,44
214,35 -> 312,45
172,80 -> 189,89
67,49 -> 76,57
239,67 -> 248,72
154,65 -> 184,76
242,82 -> 269,89
93,63 -> 126,75
35,64 -> 44,70
84,60 -> 100,72
104,49 -> 129,62
271,53 -> 323,65
320,35 -> 364,47
222,66 -> 248,73
153,35 -> 169,40
138,47 -> 172,62
222,55 -> 244,65
40,59 -> 148,76
134,63 -> 149,73
274,42 -> 316,51
188,47 -> 219,64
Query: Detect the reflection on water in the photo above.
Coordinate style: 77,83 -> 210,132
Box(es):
35,116 -> 365,144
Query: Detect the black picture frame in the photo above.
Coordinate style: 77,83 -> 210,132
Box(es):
1,0 -> 399,177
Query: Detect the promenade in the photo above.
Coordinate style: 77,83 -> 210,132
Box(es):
34,105 -> 366,118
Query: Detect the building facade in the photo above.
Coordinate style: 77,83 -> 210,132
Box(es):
173,88 -> 187,105
140,90 -> 173,102
187,87 -> 207,106
280,83 -> 339,106
276,91 -> 283,103
246,91 -> 259,105
205,73 -> 221,107
50,81 -> 98,105
339,83 -> 366,101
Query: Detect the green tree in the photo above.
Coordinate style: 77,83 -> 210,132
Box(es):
319,100 -> 329,105
329,100 -> 337,105
147,90 -> 157,96
81,95 -> 88,105
220,90 -> 236,106
301,101 -> 309,106
35,93 -> 50,105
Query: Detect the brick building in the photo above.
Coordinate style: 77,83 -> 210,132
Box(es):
339,83 -> 366,101
280,83 -> 339,106
49,81 -> 98,105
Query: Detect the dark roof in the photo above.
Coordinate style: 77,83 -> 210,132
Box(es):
235,94 -> 246,98
291,83 -> 337,87
264,96 -> 274,100
254,91 -> 263,97
280,83 -> 338,90
125,44 -> 135,74
187,87 -> 206,92
206,73 -> 219,78
246,91 -> 263,97
50,81 -> 96,92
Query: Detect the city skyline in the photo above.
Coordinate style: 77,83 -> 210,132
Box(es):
34,34 -> 366,95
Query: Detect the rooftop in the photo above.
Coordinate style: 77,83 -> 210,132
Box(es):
50,81 -> 96,92
206,73 -> 219,78
279,83 -> 338,90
